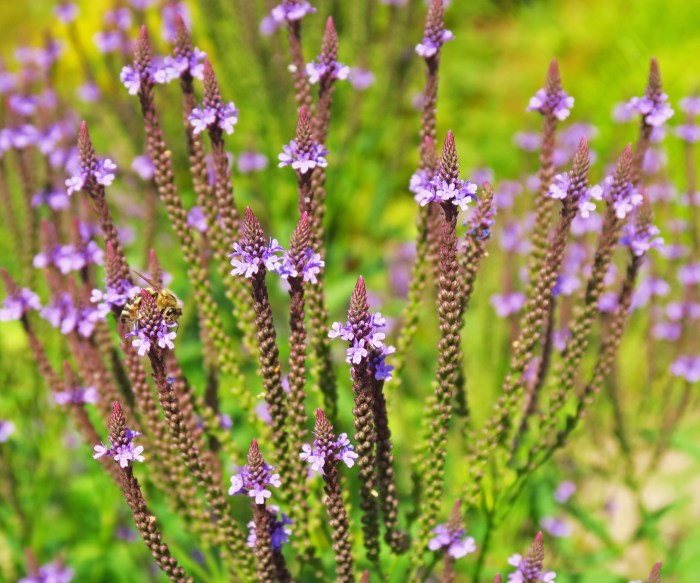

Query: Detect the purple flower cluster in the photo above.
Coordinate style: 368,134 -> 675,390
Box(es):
40,293 -> 109,338
0,420 -> 15,443
237,151 -> 269,174
428,523 -> 477,559
539,516 -> 572,538
0,288 -> 41,321
626,92 -> 674,128
65,157 -> 117,195
31,188 -> 70,211
507,553 -> 557,583
33,241 -> 103,275
620,218 -> 663,257
278,248 -> 324,284
415,28 -> 454,58
230,238 -> 283,279
260,1 -> 316,35
19,561 -> 74,583
93,427 -> 145,468
54,385 -> 99,406
527,87 -> 574,121
278,139 -> 328,174
90,280 -> 140,311
189,101 -> 239,135
300,432 -> 358,474
127,321 -> 178,356
246,505 -> 293,551
602,175 -> 643,220
415,176 -> 477,212
54,3 -> 79,24
329,311 -> 395,380
158,48 -> 207,83
187,206 -> 208,233
228,461 -> 281,504
305,58 -> 350,84
490,292 -> 526,318
670,356 -> 700,383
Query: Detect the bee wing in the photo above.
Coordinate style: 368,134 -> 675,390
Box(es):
130,268 -> 161,291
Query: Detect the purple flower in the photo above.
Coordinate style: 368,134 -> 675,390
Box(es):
348,67 -> 375,91
675,124 -> 700,143
119,65 -> 141,95
0,420 -> 15,443
601,175 -> 642,220
546,173 -> 570,200
19,561 -> 74,583
246,505 -> 292,551
329,310 -> 395,380
189,102 -> 239,135
428,524 -> 477,559
490,292 -> 526,318
305,59 -> 350,84
278,139 -> 328,174
620,220 -> 663,257
230,238 -> 283,278
9,94 -> 39,116
75,81 -> 100,103
104,7 -> 131,30
679,262 -> 700,286
278,248 -> 324,283
507,553 -> 557,583
237,151 -> 268,174
527,87 -> 574,121
680,96 -> 700,117
514,131 -> 541,152
415,29 -> 454,58
263,1 -> 316,35
670,356 -> 700,383
55,386 -> 99,406
652,321 -> 681,341
55,3 -> 79,23
228,461 -> 281,504
540,517 -> 572,538
187,206 -> 208,233
554,480 -> 576,503
415,176 -> 477,211
219,414 -> 233,430
91,280 -> 140,311
300,432 -> 358,475
131,154 -> 155,180
65,157 -> 117,195
93,426 -> 144,467
94,30 -> 124,54
0,288 -> 41,321
626,93 -> 674,128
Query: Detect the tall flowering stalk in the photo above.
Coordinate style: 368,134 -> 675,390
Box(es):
546,199 -> 655,459
526,60 -> 573,284
94,402 -> 192,583
135,289 -> 252,578
305,20 -> 345,427
301,409 -> 357,582
129,27 -> 243,390
232,209 -> 289,476
428,501 -> 476,583
230,440 -> 289,583
629,59 -> 673,185
277,0 -> 315,112
173,18 -> 257,358
282,211 -> 314,552
526,146 -> 637,468
412,131 -> 476,573
395,0 -> 453,381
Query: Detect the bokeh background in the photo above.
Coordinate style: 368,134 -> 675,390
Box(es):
1,0 -> 700,581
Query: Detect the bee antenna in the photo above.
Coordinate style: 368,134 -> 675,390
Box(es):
130,268 -> 160,290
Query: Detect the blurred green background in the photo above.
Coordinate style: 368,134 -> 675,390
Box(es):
1,0 -> 700,582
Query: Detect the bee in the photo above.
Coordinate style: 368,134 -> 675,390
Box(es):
120,270 -> 183,328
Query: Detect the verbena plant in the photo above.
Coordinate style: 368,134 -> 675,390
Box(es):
2,0 -> 698,581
